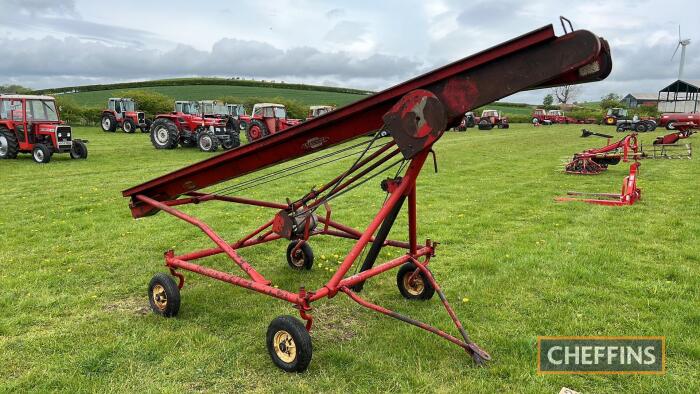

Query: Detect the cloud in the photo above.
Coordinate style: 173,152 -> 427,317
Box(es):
0,36 -> 421,88
325,8 -> 345,19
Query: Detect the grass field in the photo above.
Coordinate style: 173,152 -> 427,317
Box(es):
63,85 -> 368,107
1,124 -> 698,392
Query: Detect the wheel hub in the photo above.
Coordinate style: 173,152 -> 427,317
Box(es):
102,118 -> 110,129
0,136 -> 7,156
201,135 -> 212,150
403,271 -> 425,296
291,250 -> 305,267
34,149 -> 44,162
152,284 -> 168,310
156,127 -> 168,144
273,330 -> 296,363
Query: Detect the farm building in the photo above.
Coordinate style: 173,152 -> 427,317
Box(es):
657,79 -> 699,113
621,93 -> 659,108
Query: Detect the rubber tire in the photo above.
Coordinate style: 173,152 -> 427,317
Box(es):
101,114 -> 117,132
286,241 -> 313,270
140,119 -> 152,133
0,127 -> 19,159
148,273 -> 180,318
266,315 -> 312,373
70,140 -> 88,159
197,130 -> 219,152
666,122 -> 676,130
478,120 -> 493,130
221,129 -> 241,150
616,125 -> 626,132
150,118 -> 180,149
645,121 -> 656,132
635,122 -> 647,133
501,123 -> 509,129
32,143 -> 52,164
246,119 -> 269,142
396,262 -> 435,301
123,119 -> 136,133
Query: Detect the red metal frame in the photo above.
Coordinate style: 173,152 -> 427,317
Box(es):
556,162 -> 641,206
124,19 -> 613,369
564,133 -> 639,175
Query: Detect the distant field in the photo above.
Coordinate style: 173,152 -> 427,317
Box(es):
64,85 -> 368,107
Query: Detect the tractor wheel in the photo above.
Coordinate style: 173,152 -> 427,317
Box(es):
239,120 -> 248,132
634,122 -> 647,133
0,127 -> 19,159
148,273 -> 180,317
70,140 -> 88,159
286,241 -> 313,270
221,130 -> 241,150
396,262 -> 435,301
501,123 -> 509,129
122,119 -> 136,133
246,119 -> 269,142
645,121 -> 657,132
150,118 -> 179,149
666,122 -> 676,130
197,130 -> 219,152
616,124 -> 626,132
32,144 -> 52,164
101,114 -> 117,132
266,315 -> 312,373
478,119 -> 493,130
141,119 -> 152,133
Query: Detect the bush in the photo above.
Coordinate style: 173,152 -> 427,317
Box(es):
121,90 -> 172,115
55,96 -> 84,124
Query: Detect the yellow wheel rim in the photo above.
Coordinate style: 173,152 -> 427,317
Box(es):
152,284 -> 168,311
403,271 -> 425,296
273,330 -> 296,363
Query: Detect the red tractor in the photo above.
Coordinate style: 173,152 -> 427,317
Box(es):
475,109 -> 509,130
0,94 -> 88,163
101,98 -> 151,133
531,108 -> 576,124
149,101 -> 239,152
239,103 -> 302,142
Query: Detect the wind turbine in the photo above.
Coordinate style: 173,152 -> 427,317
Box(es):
671,25 -> 691,80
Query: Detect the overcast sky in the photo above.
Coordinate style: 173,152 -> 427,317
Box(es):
0,0 -> 697,103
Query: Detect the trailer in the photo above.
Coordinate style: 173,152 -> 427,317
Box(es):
123,18 -> 611,372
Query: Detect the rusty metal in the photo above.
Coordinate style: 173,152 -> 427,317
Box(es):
564,133 -> 638,175
124,20 -> 612,372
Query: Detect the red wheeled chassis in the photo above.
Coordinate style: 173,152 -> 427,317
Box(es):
124,18 -> 612,372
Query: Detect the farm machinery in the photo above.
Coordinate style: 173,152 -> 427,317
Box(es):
658,112 -> 699,130
123,18 -> 611,372
602,107 -> 656,132
531,108 -> 576,124
557,162 -> 641,206
307,105 -> 335,121
150,101 -> 239,152
101,98 -> 151,133
0,94 -> 88,163
564,132 -> 639,174
456,112 -> 476,130
476,109 -> 509,130
239,103 -> 302,142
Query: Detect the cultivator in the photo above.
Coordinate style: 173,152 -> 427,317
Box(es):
556,162 -> 641,206
123,18 -> 612,372
642,122 -> 695,159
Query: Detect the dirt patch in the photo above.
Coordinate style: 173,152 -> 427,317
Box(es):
103,296 -> 150,316
310,303 -> 361,342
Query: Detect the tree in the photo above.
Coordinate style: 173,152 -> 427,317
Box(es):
543,94 -> 554,107
551,85 -> 579,104
0,84 -> 32,94
600,93 -> 623,110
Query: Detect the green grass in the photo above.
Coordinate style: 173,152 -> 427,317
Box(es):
64,85 -> 367,107
1,125 -> 698,392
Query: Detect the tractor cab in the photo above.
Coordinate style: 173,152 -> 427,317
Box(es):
227,104 -> 246,117
197,100 -> 228,117
244,103 -> 301,142
174,101 -> 200,115
307,105 -> 335,120
606,108 -> 628,118
101,97 -> 149,133
0,94 -> 87,163
548,110 -> 564,116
